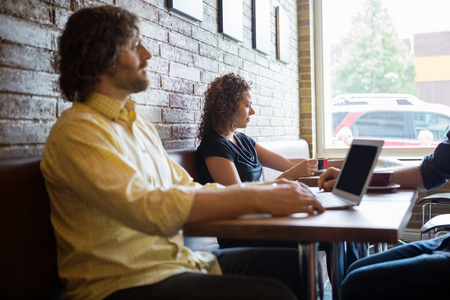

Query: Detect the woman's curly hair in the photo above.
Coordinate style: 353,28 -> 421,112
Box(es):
58,6 -> 140,102
198,73 -> 252,140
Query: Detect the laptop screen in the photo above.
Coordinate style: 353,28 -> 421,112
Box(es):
335,144 -> 379,196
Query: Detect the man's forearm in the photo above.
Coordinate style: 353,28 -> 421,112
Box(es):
392,166 -> 425,190
186,181 -> 325,224
186,185 -> 256,224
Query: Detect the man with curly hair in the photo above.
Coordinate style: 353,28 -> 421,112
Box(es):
41,5 -> 324,300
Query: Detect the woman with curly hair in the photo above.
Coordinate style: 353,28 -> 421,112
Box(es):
196,72 -> 318,186
196,74 -> 356,283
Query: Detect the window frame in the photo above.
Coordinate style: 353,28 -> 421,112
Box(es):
313,0 -> 438,159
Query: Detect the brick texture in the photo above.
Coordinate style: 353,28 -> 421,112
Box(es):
0,0 -> 310,158
298,0 -> 314,156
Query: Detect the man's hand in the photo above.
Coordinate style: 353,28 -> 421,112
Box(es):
189,180 -> 325,224
252,180 -> 325,215
318,167 -> 341,192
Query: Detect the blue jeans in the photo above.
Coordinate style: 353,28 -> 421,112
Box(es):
104,247 -> 306,300
340,233 -> 450,300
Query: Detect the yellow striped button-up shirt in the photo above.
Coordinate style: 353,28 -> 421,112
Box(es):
41,92 -> 221,300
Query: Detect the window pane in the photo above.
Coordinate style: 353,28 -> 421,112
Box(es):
320,0 -> 450,151
412,112 -> 450,142
353,112 -> 406,139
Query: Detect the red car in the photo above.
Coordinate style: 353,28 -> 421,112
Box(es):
329,94 -> 450,147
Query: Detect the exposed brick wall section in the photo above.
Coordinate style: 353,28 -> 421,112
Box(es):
0,0 -> 303,158
297,0 -> 315,157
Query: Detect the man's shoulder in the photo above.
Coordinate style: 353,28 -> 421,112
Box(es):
59,102 -> 96,117
47,103 -> 118,143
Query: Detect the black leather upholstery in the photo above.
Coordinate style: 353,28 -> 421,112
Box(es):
0,157 -> 64,299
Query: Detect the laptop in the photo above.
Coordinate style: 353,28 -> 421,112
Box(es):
315,139 -> 384,210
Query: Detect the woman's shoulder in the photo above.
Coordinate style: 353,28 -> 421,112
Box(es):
204,130 -> 221,138
235,131 -> 248,139
198,131 -> 228,149
201,131 -> 225,144
235,131 -> 256,144
197,131 -> 237,159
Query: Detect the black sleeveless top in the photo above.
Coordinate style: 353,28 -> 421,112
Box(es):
196,131 -> 262,185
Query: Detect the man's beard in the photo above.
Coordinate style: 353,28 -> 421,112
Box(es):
109,64 -> 149,94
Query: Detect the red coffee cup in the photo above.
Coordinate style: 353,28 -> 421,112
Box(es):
317,158 -> 328,170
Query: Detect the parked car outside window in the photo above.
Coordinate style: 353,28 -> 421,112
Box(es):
330,94 -> 450,146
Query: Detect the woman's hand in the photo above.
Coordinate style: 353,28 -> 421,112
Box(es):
277,159 -> 318,180
318,167 -> 341,192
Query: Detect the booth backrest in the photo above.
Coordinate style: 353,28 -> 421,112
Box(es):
165,140 -> 311,183
0,150 -> 203,299
0,157 -> 64,299
0,150 -> 202,299
166,147 -> 199,182
260,139 -> 310,181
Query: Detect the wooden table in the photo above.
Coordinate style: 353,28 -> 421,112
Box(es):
184,189 -> 418,300
298,175 -> 320,187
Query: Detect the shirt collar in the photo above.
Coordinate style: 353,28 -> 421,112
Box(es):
85,92 -> 136,126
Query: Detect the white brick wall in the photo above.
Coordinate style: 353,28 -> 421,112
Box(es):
0,0 -> 302,157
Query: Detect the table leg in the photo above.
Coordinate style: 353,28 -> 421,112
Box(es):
299,242 -> 319,300
330,242 -> 343,300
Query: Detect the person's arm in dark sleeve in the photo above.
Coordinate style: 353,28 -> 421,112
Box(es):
420,136 -> 450,190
